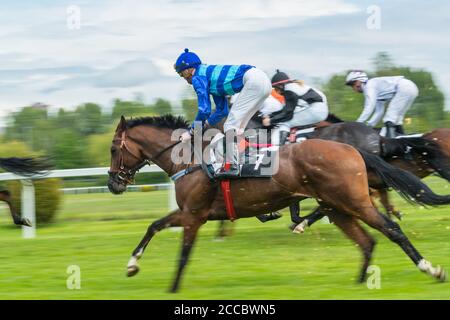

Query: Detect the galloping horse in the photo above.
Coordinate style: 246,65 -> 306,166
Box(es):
108,115 -> 447,292
295,117 -> 450,230
0,157 -> 51,227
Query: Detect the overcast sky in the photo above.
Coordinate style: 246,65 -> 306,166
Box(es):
0,0 -> 449,127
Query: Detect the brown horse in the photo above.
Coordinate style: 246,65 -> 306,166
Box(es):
107,115 -> 447,292
296,123 -> 450,231
0,157 -> 51,227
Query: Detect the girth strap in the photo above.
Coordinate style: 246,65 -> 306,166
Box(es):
170,166 -> 202,182
220,163 -> 237,221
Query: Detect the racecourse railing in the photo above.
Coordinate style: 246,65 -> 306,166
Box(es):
0,165 -> 176,239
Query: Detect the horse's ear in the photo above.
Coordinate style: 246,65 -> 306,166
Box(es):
115,115 -> 127,133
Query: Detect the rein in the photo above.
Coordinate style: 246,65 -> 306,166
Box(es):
110,131 -> 181,184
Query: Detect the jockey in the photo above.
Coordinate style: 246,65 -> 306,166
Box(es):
174,48 -> 271,178
262,70 -> 329,145
345,70 -> 419,138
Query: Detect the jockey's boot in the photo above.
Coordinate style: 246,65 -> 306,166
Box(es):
395,124 -> 405,135
215,130 -> 240,178
384,121 -> 398,138
279,131 -> 290,146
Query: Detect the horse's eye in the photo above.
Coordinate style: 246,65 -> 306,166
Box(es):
111,147 -> 116,154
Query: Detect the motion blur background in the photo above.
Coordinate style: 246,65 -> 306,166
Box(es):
0,0 -> 449,299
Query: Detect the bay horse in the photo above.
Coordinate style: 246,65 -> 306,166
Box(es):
296,118 -> 450,231
0,157 -> 51,227
107,115 -> 447,292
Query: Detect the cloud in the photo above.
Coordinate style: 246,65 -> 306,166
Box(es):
37,59 -> 164,94
0,0 -> 449,131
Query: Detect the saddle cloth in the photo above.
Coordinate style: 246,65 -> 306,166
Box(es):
207,133 -> 279,179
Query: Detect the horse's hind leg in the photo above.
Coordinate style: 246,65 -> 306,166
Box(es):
0,190 -> 31,227
127,209 -> 183,277
326,210 -> 376,283
376,188 -> 402,220
358,206 -> 446,282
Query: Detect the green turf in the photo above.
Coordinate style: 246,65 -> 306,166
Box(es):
0,177 -> 449,299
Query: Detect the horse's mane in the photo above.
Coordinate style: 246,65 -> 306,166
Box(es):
126,114 -> 189,130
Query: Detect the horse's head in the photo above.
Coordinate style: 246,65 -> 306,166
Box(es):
108,116 -> 148,195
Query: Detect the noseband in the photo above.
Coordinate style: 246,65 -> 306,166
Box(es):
109,131 -> 181,184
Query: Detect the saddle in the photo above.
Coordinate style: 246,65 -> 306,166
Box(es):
288,124 -> 318,143
204,137 -> 279,181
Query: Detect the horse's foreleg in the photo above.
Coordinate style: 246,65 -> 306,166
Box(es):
291,206 -> 325,234
127,209 -> 182,277
0,190 -> 31,227
289,202 -> 302,224
327,209 -> 376,283
170,217 -> 203,293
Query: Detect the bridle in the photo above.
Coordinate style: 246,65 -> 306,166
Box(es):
108,130 -> 181,185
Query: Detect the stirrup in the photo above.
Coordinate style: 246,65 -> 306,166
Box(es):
214,163 -> 240,178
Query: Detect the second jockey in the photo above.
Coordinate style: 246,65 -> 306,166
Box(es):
262,70 -> 329,145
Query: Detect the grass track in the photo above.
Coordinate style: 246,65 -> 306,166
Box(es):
0,177 -> 449,299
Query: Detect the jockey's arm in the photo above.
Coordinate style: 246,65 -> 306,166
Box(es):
207,95 -> 229,128
192,76 -> 212,129
268,91 -> 298,124
356,85 -> 377,123
366,101 -> 385,127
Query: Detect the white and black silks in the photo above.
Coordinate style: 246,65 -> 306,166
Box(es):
269,83 -> 324,124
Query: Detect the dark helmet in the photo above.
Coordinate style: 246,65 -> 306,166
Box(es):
271,69 -> 291,88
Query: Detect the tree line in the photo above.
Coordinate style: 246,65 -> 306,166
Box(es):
0,52 -> 448,170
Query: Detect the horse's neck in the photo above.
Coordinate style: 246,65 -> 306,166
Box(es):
135,129 -> 178,176
138,128 -> 197,176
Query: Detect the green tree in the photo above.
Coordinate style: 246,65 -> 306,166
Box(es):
75,103 -> 103,135
51,128 -> 89,168
5,106 -> 48,148
372,51 -> 394,72
152,98 -> 172,115
0,140 -> 35,159
111,99 -> 151,119
181,98 -> 198,122
86,130 -> 115,167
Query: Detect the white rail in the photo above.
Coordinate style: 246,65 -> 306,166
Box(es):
0,165 -> 176,239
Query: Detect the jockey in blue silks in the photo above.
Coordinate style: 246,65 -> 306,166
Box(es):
174,48 -> 271,178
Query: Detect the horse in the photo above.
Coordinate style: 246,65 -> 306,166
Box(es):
0,157 -> 51,227
107,115 -> 447,292
295,117 -> 450,231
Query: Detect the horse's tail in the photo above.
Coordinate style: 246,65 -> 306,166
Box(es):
358,149 -> 450,206
381,137 -> 450,181
0,157 -> 52,177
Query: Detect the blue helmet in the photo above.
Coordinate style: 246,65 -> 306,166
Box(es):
174,48 -> 202,73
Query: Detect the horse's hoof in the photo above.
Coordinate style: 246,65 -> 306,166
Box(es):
292,224 -> 305,234
435,266 -> 447,282
127,265 -> 140,277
